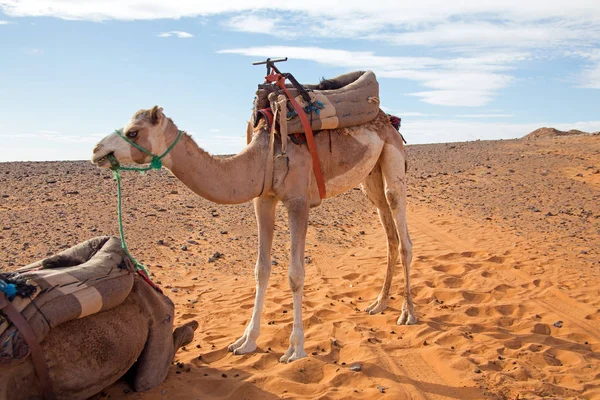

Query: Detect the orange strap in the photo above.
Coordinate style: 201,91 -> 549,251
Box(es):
266,73 -> 326,199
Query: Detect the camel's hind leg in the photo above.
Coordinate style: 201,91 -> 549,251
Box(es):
361,163 -> 400,315
228,195 -> 278,355
379,141 -> 416,325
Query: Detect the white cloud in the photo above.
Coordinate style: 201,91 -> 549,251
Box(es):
399,112 -> 437,117
579,63 -> 600,88
157,31 -> 193,38
371,21 -> 600,50
0,19 -> 10,24
22,48 -> 44,55
2,1 -> 599,23
219,46 -> 521,106
456,114 -> 514,118
224,15 -> 279,35
3,1 -> 600,95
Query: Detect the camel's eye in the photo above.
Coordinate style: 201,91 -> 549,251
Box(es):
126,130 -> 138,139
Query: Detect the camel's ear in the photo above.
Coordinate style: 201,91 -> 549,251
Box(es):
150,106 -> 163,125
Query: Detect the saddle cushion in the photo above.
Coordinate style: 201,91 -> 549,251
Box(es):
0,236 -> 134,361
252,70 -> 380,135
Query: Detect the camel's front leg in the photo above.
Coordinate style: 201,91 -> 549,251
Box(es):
228,196 -> 278,355
280,198 -> 309,363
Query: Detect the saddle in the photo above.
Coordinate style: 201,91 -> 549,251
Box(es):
251,70 -> 380,135
0,236 -> 134,361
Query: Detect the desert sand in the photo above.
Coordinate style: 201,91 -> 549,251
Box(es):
1,133 -> 599,399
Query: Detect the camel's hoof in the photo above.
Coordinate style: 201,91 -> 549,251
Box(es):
279,350 -> 307,363
232,341 -> 257,355
365,299 -> 387,315
397,311 -> 417,325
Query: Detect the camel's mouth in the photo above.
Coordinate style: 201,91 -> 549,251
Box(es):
92,152 -> 114,168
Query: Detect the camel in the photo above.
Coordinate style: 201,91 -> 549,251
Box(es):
91,105 -> 415,363
0,275 -> 198,400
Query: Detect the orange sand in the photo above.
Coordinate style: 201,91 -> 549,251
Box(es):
1,135 -> 598,399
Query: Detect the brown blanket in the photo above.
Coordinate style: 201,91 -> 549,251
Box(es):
0,236 -> 134,360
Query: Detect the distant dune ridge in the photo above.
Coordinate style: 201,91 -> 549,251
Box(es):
523,127 -> 599,140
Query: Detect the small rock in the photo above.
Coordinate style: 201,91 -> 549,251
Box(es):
377,385 -> 386,394
271,260 -> 279,266
349,364 -> 362,372
171,288 -> 179,293
170,190 -> 178,194
474,368 -> 481,374
180,245 -> 187,251
222,373 -> 227,378
553,320 -> 563,328
220,230 -> 228,234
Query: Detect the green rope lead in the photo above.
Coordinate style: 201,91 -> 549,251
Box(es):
107,129 -> 184,278
111,167 -> 149,276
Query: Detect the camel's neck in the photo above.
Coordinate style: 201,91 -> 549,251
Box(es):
161,122 -> 267,204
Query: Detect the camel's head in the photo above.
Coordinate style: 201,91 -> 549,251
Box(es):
91,105 -> 168,168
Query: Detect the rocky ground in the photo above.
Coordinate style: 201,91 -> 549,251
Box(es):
1,134 -> 599,399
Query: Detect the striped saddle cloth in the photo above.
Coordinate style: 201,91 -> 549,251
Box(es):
0,236 -> 134,361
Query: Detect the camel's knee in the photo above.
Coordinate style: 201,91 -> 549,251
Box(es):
288,270 -> 305,293
401,245 -> 412,261
385,188 -> 404,210
254,263 -> 271,284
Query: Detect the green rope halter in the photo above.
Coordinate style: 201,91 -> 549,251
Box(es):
107,128 -> 184,277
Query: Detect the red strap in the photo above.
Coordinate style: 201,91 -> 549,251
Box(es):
136,269 -> 164,294
0,293 -> 57,400
266,73 -> 326,199
256,108 -> 274,128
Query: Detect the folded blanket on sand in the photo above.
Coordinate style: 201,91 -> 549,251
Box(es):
0,236 -> 134,360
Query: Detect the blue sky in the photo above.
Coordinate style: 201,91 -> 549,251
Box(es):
1,1 -> 599,161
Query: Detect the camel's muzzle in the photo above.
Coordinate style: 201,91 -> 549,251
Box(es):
92,152 -> 114,168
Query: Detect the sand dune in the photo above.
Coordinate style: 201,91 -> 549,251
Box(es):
0,134 -> 598,399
